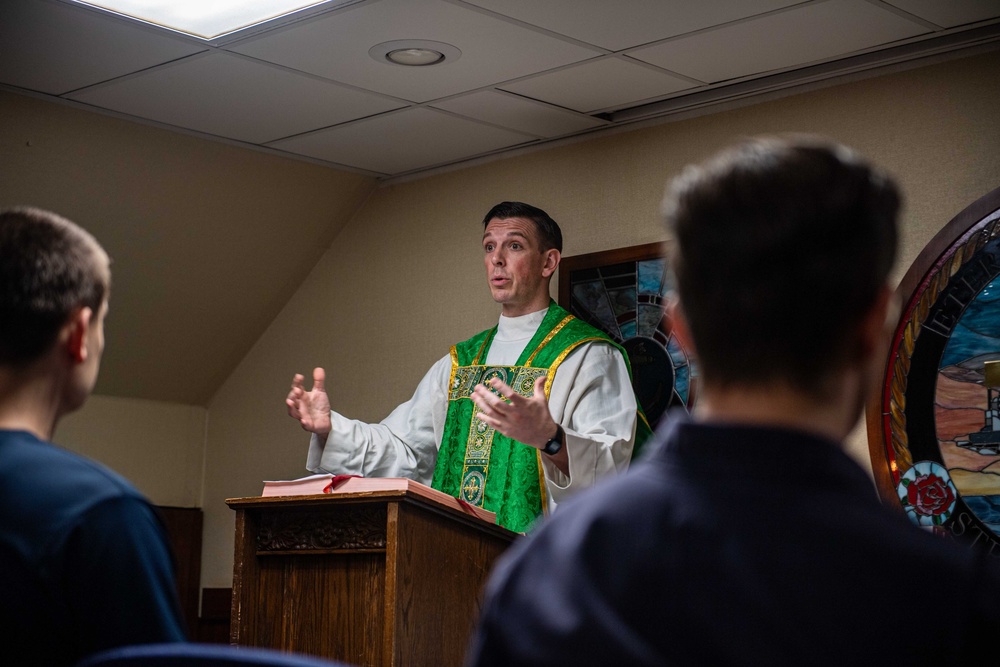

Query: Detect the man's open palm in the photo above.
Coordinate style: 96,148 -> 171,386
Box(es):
286,367 -> 332,437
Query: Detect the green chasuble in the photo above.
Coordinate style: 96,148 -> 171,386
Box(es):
431,301 -> 652,533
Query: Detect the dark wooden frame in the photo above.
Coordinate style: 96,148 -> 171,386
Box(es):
865,186 -> 1000,506
557,241 -> 666,308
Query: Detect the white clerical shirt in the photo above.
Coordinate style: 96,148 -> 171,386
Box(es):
307,308 -> 638,514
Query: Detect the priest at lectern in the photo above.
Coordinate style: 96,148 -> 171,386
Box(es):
286,201 -> 651,533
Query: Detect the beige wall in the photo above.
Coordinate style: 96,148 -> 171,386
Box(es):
0,89 -> 375,405
55,395 -> 207,507
5,49 -> 998,591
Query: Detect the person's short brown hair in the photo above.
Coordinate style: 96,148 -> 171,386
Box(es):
663,137 -> 899,394
482,201 -> 563,252
0,207 -> 110,366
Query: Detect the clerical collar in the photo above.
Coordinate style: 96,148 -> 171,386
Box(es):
496,308 -> 548,341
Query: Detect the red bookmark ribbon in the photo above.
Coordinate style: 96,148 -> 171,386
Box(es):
324,474 -> 362,493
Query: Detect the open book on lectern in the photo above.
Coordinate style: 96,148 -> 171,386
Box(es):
261,473 -> 496,524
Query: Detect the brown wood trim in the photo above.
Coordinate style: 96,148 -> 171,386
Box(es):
558,241 -> 666,309
229,506 -> 254,646
156,506 -> 203,637
198,588 -> 232,645
383,501 -> 400,667
227,492 -> 515,542
201,588 -> 232,619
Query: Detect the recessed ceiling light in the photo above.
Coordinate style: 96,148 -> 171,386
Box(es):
68,0 -> 356,41
386,48 -> 445,67
369,40 -> 461,67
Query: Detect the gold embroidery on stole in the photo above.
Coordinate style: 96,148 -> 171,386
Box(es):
452,365 -> 547,506
451,314 -> 612,512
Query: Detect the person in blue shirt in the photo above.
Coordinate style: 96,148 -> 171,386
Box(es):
0,207 -> 187,667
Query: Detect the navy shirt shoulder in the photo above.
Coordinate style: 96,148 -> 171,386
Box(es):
0,429 -> 187,667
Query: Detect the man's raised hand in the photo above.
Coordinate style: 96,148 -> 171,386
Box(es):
471,375 -> 557,449
286,367 -> 332,438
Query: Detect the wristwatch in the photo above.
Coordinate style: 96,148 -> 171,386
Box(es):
541,425 -> 564,456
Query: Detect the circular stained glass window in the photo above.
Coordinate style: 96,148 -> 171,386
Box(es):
560,243 -> 697,429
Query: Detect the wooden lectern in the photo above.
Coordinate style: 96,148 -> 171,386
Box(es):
227,485 -> 517,667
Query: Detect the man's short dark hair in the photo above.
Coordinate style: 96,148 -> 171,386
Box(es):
0,207 -> 109,366
663,137 -> 899,394
483,201 -> 563,252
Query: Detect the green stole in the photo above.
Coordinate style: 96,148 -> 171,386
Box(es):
431,301 -> 652,533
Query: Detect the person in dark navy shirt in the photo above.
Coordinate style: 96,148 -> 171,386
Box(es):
0,207 -> 187,667
466,137 -> 1000,666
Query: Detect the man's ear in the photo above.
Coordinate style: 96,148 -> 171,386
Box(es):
667,299 -> 697,357
64,307 -> 93,364
541,248 -> 561,278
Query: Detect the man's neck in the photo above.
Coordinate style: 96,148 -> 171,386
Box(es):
500,295 -> 552,318
693,374 -> 864,444
499,305 -> 548,321
0,369 -> 62,441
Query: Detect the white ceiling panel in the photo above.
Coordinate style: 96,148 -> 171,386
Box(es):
268,107 -> 535,174
227,0 -> 602,103
430,90 -> 606,138
66,52 -> 405,143
628,0 -> 931,84
0,0 -> 205,95
883,0 -> 1000,29
500,56 -> 697,114
461,0 -> 804,51
3,0 -> 996,179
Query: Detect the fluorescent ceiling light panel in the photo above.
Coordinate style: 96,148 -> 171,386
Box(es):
70,0 -> 346,40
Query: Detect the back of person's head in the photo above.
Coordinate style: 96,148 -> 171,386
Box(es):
663,136 -> 899,395
0,207 -> 110,367
482,201 -> 563,252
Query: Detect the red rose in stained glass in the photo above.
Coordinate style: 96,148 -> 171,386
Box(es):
906,473 -> 956,517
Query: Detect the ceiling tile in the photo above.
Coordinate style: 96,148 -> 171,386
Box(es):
461,0 -> 803,51
430,90 -> 606,137
268,107 -> 536,175
66,52 -> 405,143
628,0 -> 930,84
0,0 -> 205,95
883,0 -> 1000,28
499,56 -> 696,113
227,0 -> 602,103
